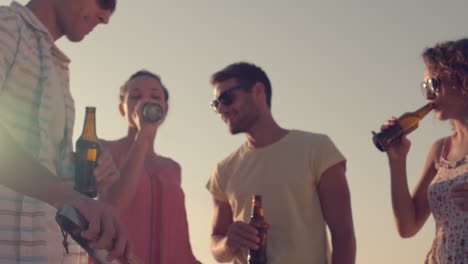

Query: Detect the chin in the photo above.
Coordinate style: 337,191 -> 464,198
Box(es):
433,109 -> 443,119
66,33 -> 86,42
228,125 -> 243,135
435,112 -> 451,121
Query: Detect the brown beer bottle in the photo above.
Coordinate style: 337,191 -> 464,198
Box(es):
75,107 -> 101,198
372,103 -> 433,152
248,195 -> 267,264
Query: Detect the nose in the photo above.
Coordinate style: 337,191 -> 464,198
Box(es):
217,103 -> 229,114
425,91 -> 436,100
97,11 -> 111,24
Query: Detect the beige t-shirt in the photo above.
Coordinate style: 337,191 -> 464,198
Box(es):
206,130 -> 346,264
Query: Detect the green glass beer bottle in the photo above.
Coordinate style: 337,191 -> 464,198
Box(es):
75,107 -> 101,198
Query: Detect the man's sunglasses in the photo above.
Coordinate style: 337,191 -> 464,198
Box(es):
421,77 -> 441,99
98,0 -> 116,12
210,83 -> 252,112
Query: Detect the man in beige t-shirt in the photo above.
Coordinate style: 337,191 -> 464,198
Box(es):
206,62 -> 356,264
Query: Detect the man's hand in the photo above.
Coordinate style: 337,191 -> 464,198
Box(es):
70,195 -> 133,261
225,221 -> 260,252
94,149 -> 119,193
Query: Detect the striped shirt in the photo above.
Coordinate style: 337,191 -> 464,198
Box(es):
0,2 -> 86,263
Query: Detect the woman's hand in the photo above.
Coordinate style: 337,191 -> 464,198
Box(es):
374,116 -> 411,160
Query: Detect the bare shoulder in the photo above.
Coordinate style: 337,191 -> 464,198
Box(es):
419,136 -> 449,182
154,155 -> 182,184
427,136 -> 449,162
156,155 -> 181,172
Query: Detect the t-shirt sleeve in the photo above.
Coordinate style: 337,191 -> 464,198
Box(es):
314,135 -> 346,182
206,164 -> 229,202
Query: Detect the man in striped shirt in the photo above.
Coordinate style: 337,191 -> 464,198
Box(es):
0,0 -> 133,263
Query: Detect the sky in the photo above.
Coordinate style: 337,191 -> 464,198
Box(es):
5,0 -> 468,263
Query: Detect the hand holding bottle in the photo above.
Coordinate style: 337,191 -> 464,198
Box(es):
63,193 -> 134,262
374,117 -> 412,160
225,221 -> 260,252
93,149 -> 119,193
372,103 -> 433,152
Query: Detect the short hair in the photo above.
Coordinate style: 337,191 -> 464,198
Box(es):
210,62 -> 272,108
98,0 -> 117,13
422,38 -> 468,96
119,70 -> 169,102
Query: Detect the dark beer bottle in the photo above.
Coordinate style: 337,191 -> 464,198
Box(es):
248,195 -> 267,264
373,103 -> 433,152
75,107 -> 101,198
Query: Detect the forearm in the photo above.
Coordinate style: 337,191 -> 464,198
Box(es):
0,124 -> 79,207
330,232 -> 356,264
100,133 -> 151,212
388,158 -> 418,236
210,235 -> 236,262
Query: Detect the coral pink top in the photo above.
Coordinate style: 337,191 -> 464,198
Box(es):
92,140 -> 198,264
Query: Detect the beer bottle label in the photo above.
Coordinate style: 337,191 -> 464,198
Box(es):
86,149 -> 98,161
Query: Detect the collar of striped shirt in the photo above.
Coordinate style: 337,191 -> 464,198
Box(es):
10,1 -> 54,47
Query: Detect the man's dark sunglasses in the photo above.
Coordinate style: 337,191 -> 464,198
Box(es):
210,83 -> 252,112
421,77 -> 440,99
98,0 -> 116,12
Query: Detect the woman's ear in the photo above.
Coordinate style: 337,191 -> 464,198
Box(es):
164,102 -> 169,116
118,102 -> 125,116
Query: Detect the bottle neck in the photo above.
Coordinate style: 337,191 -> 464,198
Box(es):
80,108 -> 98,141
252,206 -> 264,219
251,195 -> 264,219
414,103 -> 433,118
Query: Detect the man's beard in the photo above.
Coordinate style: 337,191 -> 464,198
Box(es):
228,108 -> 259,135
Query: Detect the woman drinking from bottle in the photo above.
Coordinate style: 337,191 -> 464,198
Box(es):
96,70 -> 200,264
379,38 -> 468,263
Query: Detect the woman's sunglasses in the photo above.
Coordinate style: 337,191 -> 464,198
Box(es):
210,83 -> 252,112
421,77 -> 440,99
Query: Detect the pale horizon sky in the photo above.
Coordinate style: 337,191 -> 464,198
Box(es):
4,0 -> 468,263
